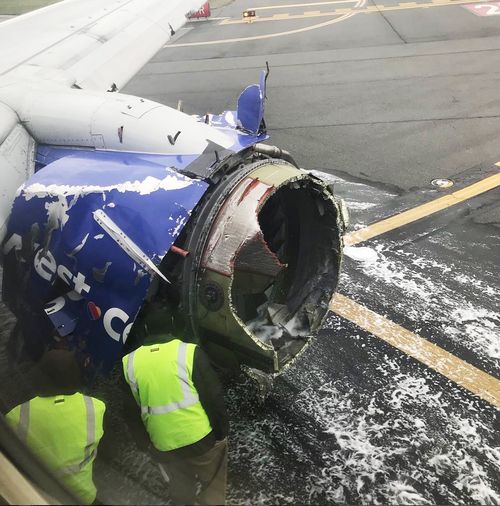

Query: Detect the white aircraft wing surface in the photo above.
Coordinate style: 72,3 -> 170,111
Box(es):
0,0 -> 203,91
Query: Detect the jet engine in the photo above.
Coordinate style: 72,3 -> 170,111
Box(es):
162,151 -> 345,373
1,72 -> 347,377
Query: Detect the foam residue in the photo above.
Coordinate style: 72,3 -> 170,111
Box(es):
45,195 -> 70,231
246,305 -> 283,343
23,174 -> 193,199
308,170 -> 397,222
342,244 -> 500,369
247,320 -> 282,343
428,415 -> 500,504
226,340 -> 499,506
344,245 -> 379,264
171,214 -> 187,238
295,370 -> 497,505
385,482 -> 433,504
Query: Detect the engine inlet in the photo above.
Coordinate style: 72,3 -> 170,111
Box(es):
191,160 -> 344,373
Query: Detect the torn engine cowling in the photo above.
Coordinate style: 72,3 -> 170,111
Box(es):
2,67 -> 345,377
2,145 -> 345,376
171,153 -> 346,374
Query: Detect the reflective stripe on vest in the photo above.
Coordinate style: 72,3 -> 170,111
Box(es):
5,394 -> 104,504
57,396 -> 96,477
17,401 -> 30,442
128,342 -> 199,415
127,350 -> 139,399
123,340 -> 212,451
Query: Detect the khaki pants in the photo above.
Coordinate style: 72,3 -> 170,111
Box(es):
159,438 -> 228,505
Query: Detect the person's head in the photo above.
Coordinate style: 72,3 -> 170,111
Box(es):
36,349 -> 83,396
143,303 -> 178,344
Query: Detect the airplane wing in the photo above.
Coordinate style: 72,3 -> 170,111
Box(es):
0,0 -> 203,91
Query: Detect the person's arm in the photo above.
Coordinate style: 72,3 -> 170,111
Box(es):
192,347 -> 229,440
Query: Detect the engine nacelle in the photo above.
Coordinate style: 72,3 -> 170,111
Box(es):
162,155 -> 345,373
2,146 -> 345,376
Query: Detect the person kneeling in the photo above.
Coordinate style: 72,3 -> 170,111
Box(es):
122,305 -> 228,505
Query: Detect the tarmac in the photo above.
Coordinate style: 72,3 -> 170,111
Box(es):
122,0 -> 500,501
0,0 -> 498,503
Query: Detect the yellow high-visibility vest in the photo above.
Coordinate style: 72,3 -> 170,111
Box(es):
123,339 -> 212,452
5,393 -> 105,505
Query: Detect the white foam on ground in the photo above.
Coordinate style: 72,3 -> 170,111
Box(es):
342,245 -> 500,367
287,364 -> 498,505
344,245 -> 379,263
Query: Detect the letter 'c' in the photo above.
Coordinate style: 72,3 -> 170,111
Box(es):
103,308 -> 129,342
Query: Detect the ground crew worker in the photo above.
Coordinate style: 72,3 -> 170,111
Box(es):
122,304 -> 229,505
5,349 -> 105,505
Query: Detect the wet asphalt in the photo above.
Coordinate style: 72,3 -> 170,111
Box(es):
1,0 -> 499,504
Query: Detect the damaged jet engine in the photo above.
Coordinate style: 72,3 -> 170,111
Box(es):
1,70 -> 347,376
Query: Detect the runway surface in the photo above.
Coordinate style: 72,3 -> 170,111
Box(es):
1,0 -> 499,503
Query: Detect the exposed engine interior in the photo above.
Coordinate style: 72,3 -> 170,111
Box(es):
2,144 -> 345,377
168,155 -> 345,374
234,180 -> 342,368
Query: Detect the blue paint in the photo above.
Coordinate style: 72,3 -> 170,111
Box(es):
236,69 -> 267,134
3,151 -> 208,374
4,71 -> 272,375
35,146 -> 201,174
193,70 -> 269,149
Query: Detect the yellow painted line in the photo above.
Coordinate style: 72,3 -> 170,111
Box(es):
330,7 -> 352,13
172,0 -> 486,45
167,9 -> 359,47
330,294 -> 500,408
247,0 -> 357,11
362,0 -> 484,11
220,0 -> 485,25
220,10 -> 346,24
345,172 -> 500,246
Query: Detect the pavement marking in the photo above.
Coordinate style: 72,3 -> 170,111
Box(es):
330,294 -> 500,408
220,0 -> 485,24
247,0 -> 357,10
333,171 -> 500,407
344,171 -> 500,246
464,2 -> 500,15
166,8 -> 360,47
